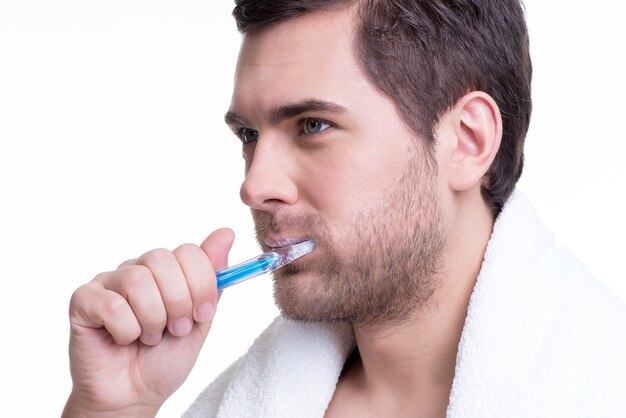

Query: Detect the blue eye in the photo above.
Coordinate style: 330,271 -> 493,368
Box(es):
238,128 -> 259,144
302,118 -> 330,135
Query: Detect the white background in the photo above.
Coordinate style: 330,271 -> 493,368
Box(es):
0,1 -> 624,416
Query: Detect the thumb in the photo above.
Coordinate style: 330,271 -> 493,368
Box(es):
200,228 -> 235,271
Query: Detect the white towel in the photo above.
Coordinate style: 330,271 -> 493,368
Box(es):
447,190 -> 626,417
184,190 -> 626,417
183,318 -> 354,418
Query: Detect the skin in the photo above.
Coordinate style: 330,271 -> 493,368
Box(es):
63,6 -> 502,418
237,34 -> 446,325
63,229 -> 234,417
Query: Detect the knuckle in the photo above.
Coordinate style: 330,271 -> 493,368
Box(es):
119,265 -> 152,289
117,257 -> 137,269
91,271 -> 110,284
174,243 -> 200,257
139,247 -> 172,267
69,283 -> 90,312
102,293 -> 128,318
166,293 -> 193,314
142,310 -> 167,330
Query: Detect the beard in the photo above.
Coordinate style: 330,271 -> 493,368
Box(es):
254,148 -> 445,327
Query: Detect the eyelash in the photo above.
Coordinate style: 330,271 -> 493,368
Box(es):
298,118 -> 332,136
235,117 -> 333,144
237,128 -> 259,145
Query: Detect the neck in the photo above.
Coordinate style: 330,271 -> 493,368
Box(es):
345,191 -> 494,416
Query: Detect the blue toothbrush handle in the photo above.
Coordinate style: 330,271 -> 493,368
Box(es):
216,253 -> 281,290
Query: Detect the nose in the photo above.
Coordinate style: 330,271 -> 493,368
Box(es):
239,137 -> 299,211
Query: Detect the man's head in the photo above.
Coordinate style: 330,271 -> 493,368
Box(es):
226,0 -> 530,324
233,0 -> 532,216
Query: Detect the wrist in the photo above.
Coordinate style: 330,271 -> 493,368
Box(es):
62,393 -> 161,418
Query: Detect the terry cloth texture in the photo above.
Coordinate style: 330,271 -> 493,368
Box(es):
183,190 -> 626,418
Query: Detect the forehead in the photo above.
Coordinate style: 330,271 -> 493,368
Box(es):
231,8 -> 369,114
239,8 -> 356,66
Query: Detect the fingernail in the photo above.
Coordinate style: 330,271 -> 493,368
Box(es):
172,317 -> 192,336
195,302 -> 215,323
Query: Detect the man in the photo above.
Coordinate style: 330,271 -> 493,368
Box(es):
63,1 -> 626,417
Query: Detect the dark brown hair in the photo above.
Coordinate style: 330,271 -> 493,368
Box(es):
233,0 -> 532,216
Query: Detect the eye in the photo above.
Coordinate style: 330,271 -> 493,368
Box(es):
302,118 -> 331,135
238,128 -> 259,144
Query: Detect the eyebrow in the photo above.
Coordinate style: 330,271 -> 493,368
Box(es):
224,99 -> 348,129
224,111 -> 250,130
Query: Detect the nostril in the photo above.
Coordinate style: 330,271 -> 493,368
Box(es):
263,198 -> 286,205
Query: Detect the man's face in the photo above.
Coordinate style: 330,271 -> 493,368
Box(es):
227,8 -> 446,325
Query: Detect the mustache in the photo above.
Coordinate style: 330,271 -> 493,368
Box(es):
253,209 -> 327,246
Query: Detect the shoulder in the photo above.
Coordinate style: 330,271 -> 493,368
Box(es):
536,255 -> 626,413
451,190 -> 626,415
545,250 -> 626,358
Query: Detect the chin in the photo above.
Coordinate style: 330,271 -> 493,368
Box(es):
272,268 -> 346,322
272,264 -> 317,298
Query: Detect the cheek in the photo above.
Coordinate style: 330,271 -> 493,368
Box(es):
299,149 -> 406,222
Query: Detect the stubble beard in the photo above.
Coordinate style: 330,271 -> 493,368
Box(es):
254,148 -> 445,327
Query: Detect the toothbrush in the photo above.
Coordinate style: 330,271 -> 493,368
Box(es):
216,240 -> 315,290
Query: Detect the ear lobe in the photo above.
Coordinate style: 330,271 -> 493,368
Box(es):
448,91 -> 502,191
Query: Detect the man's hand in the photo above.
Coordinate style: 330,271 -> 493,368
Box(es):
62,228 -> 235,417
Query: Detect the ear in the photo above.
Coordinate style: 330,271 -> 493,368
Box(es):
445,91 -> 502,191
